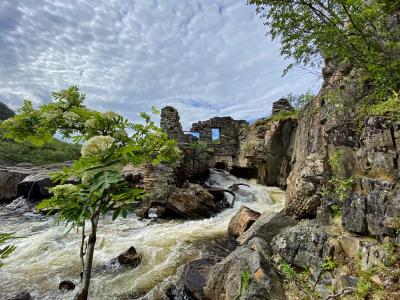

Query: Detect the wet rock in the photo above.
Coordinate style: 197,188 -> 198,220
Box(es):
59,280 -> 75,291
17,173 -> 54,201
228,206 -> 261,239
167,184 -> 219,219
342,193 -> 367,234
237,211 -> 298,246
0,168 -> 32,203
7,292 -> 32,300
271,220 -> 332,270
4,196 -> 35,213
204,238 -> 285,300
181,258 -> 218,299
117,246 -> 142,268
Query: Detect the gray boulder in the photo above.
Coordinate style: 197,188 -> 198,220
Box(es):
204,238 -> 285,300
237,211 -> 298,246
271,221 -> 332,270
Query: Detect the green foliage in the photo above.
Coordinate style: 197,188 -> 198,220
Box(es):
361,90 -> 400,122
0,133 -> 81,165
280,261 -> 296,280
248,0 -> 400,99
268,110 -> 299,122
323,150 -> 355,206
321,256 -> 336,272
356,277 -> 372,299
286,91 -> 315,109
240,267 -> 251,296
0,233 -> 16,268
2,86 -> 181,298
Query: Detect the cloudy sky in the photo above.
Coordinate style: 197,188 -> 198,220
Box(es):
0,0 -> 321,129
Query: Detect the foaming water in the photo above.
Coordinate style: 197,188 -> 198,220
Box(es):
0,170 -> 285,299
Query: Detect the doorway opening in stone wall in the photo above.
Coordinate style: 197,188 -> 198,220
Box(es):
211,128 -> 220,144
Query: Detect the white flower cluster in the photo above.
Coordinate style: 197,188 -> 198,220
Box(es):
51,184 -> 79,197
102,111 -> 119,121
81,135 -> 115,157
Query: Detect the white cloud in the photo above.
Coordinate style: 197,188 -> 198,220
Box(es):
0,0 -> 321,129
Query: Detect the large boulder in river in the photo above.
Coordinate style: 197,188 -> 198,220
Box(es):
117,246 -> 142,268
138,164 -> 225,219
167,184 -> 219,219
0,167 -> 31,203
17,173 -> 54,201
7,292 -> 32,300
204,238 -> 285,300
228,206 -> 261,239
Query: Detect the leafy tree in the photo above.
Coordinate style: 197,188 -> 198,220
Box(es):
1,86 -> 181,299
286,91 -> 315,109
0,233 -> 16,268
248,0 -> 400,98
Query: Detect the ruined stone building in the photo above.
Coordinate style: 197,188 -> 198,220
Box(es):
160,106 -> 249,172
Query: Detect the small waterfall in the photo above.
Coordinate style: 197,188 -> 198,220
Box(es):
0,169 -> 285,300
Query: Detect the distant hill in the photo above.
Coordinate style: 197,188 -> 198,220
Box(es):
0,101 -> 81,165
0,101 -> 15,121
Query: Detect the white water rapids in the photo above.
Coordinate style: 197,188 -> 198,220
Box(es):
0,170 -> 285,299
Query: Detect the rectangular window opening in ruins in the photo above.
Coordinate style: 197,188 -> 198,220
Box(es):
190,131 -> 200,140
211,128 -> 220,144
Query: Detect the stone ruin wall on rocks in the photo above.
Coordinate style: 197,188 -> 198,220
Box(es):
160,106 -> 249,169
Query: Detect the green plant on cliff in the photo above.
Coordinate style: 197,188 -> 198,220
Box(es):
0,233 -> 16,269
248,0 -> 400,100
240,267 -> 251,296
1,86 -> 180,300
322,150 -> 355,212
286,91 -> 315,109
321,256 -> 336,272
361,90 -> 400,122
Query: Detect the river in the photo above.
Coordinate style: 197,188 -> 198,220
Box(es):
0,169 -> 285,299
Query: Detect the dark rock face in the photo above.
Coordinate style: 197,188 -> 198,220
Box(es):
228,206 -> 261,239
7,292 -> 32,300
342,194 -> 368,234
59,280 -> 75,291
237,211 -> 298,246
271,221 -> 332,270
237,117 -> 297,188
17,173 -> 53,201
117,246 -> 142,268
204,238 -> 285,300
0,101 -> 15,121
0,163 -> 68,203
343,184 -> 400,240
271,98 -> 294,115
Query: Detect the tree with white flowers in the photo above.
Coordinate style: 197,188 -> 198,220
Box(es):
1,86 -> 180,299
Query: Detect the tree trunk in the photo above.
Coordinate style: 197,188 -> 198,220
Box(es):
79,223 -> 86,282
77,212 -> 99,300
